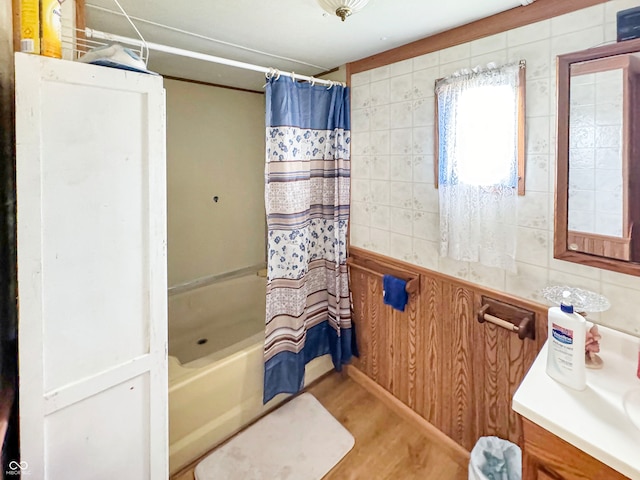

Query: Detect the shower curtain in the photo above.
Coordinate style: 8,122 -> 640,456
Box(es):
263,76 -> 352,403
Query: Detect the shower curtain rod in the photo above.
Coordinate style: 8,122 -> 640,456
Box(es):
85,28 -> 344,87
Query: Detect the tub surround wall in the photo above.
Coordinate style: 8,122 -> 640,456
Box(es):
165,79 -> 266,287
348,0 -> 640,336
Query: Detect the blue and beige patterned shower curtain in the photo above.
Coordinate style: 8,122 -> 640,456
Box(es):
263,76 -> 352,403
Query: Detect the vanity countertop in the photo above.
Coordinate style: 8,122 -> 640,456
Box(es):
512,326 -> 640,479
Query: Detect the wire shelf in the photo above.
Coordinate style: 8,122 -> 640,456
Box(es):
62,27 -> 146,62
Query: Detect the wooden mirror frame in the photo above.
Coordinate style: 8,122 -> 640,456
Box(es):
555,38 -> 640,276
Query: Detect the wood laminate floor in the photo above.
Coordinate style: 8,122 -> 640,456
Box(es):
172,373 -> 468,480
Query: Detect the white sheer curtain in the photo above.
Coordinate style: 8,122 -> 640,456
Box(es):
435,62 -> 520,272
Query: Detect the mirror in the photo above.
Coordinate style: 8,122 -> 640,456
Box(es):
555,38 -> 640,276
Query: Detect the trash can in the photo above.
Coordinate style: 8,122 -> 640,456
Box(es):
468,436 -> 522,480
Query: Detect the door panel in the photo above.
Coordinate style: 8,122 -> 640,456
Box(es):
41,81 -> 149,391
16,53 -> 167,480
45,374 -> 150,479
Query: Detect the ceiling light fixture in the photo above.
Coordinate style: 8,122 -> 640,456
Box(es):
317,0 -> 370,21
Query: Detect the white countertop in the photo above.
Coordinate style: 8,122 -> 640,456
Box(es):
513,325 -> 640,479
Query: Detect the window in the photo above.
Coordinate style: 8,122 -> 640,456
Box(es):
435,61 -> 526,194
434,62 -> 526,272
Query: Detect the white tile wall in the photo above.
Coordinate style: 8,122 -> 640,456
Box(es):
349,0 -> 640,336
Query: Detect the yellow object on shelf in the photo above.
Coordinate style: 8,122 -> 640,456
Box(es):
40,0 -> 63,59
19,0 -> 40,54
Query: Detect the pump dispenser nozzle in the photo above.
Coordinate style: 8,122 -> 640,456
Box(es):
560,290 -> 574,313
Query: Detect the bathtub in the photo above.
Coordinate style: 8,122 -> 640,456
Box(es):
168,270 -> 333,475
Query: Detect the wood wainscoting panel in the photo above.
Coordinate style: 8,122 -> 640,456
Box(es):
415,275 -> 443,429
448,284 -> 477,450
348,247 -> 548,452
393,280 -> 420,407
349,266 -> 370,374
349,263 -> 422,407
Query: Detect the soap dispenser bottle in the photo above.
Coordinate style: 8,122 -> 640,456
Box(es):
546,295 -> 587,390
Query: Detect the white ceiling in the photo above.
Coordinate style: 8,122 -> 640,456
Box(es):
85,0 -> 526,91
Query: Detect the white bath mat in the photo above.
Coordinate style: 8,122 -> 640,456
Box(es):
195,393 -> 355,480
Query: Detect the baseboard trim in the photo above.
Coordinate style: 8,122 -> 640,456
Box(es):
345,365 -> 470,468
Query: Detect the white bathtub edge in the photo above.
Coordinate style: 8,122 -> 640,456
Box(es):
169,353 -> 334,475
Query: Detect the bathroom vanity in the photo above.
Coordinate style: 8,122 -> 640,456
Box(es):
513,326 -> 640,480
520,417 -> 627,480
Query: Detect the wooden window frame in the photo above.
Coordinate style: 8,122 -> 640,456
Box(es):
434,62 -> 526,195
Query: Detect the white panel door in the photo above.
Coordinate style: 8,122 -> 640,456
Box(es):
15,53 -> 168,480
